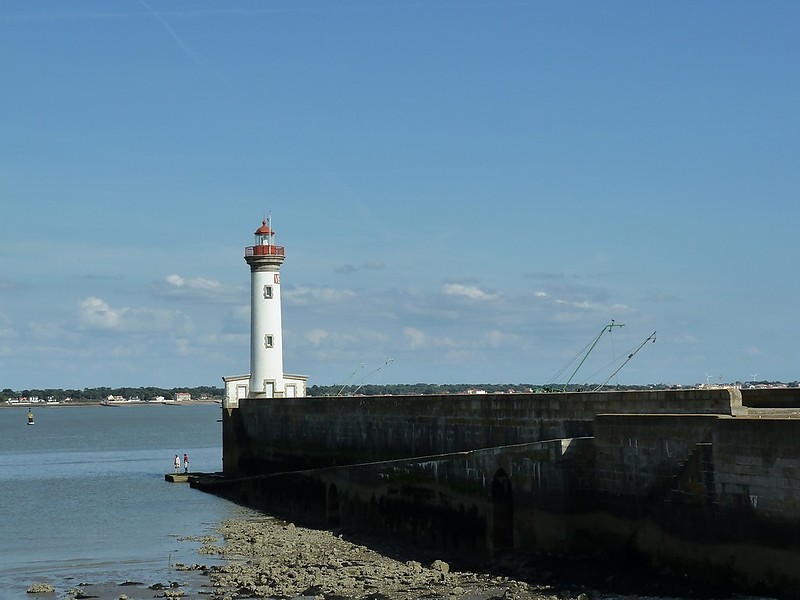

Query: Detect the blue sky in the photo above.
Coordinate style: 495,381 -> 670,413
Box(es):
1,0 -> 798,390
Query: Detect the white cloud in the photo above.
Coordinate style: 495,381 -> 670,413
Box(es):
158,274 -> 236,303
554,299 -> 597,310
225,304 -> 250,325
78,296 -> 192,333
336,261 -> 386,274
284,286 -> 356,306
548,296 -> 629,314
403,327 -> 427,350
80,297 -> 124,329
484,330 -> 506,348
443,348 -> 477,363
305,328 -> 330,346
442,283 -> 496,301
402,326 -> 458,350
196,333 -> 248,347
165,273 -> 223,291
109,342 -> 147,358
0,311 -> 17,340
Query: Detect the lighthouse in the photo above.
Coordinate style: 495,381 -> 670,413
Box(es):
222,216 -> 306,407
244,216 -> 286,397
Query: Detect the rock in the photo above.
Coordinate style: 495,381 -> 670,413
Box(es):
119,596 -> 128,600
460,588 -> 508,600
431,558 -> 451,581
406,560 -> 423,574
200,516 -> 584,600
431,559 -> 450,574
26,582 -> 55,594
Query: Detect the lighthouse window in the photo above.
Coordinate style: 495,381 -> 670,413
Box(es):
264,334 -> 274,348
263,285 -> 273,299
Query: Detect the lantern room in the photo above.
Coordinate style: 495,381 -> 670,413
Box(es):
255,219 -> 273,246
245,217 -> 285,257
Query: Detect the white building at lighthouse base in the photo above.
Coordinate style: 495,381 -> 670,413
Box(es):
222,372 -> 308,409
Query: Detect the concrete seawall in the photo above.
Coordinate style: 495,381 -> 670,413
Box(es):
222,388 -> 739,477
194,387 -> 800,595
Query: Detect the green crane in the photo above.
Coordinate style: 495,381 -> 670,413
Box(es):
592,330 -> 657,391
561,320 -> 624,391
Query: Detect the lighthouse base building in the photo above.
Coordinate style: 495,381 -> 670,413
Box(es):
222,217 -> 307,409
222,371 -> 307,408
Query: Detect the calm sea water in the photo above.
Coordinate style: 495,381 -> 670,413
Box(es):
0,403 -> 256,598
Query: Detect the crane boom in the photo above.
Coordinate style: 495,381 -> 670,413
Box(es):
593,331 -> 657,391
563,320 -> 624,391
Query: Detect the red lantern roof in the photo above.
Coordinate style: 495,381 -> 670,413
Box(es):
255,220 -> 273,236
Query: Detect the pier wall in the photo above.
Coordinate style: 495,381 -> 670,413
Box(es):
222,388 -> 739,477
592,414 -> 800,529
198,437 -> 596,564
574,413 -> 800,591
740,386 -> 800,409
201,387 -> 800,594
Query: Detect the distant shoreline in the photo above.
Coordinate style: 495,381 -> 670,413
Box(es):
1,399 -> 222,409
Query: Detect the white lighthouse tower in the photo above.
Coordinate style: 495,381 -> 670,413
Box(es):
244,216 -> 286,398
223,216 -> 306,408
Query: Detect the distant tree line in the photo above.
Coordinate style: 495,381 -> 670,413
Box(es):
1,386 -> 224,403
306,382 -> 682,396
4,380 -> 796,403
308,381 -> 799,396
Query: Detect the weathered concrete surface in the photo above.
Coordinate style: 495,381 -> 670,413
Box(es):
200,387 -> 800,595
571,413 -> 800,592
222,388 -> 740,478
741,386 -> 800,409
197,438 -> 595,564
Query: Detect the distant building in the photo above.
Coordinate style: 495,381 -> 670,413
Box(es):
175,392 -> 191,402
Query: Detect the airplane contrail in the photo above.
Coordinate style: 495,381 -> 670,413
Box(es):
137,0 -> 205,69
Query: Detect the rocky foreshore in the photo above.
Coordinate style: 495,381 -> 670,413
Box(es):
193,516 -> 699,600
24,515 -> 738,600
197,517 -> 539,600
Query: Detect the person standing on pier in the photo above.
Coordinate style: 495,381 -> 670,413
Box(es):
183,453 -> 189,474
173,454 -> 180,474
